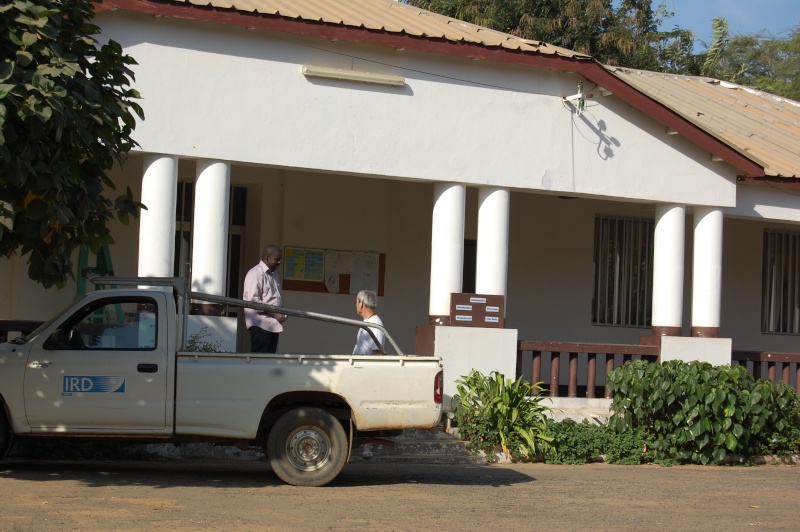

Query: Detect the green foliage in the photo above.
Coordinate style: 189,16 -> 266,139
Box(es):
701,17 -> 730,77
185,327 -> 222,353
0,0 -> 144,288
701,26 -> 800,101
452,370 -> 553,460
607,360 -> 800,465
409,0 -> 699,71
603,423 -> 657,465
544,418 -> 605,464
544,418 -> 652,465
456,361 -> 798,467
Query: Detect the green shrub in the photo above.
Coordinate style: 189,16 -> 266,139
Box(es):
603,425 -> 655,465
607,360 -> 800,464
544,419 -> 652,465
746,384 -> 800,456
452,370 -> 553,460
544,419 -> 605,464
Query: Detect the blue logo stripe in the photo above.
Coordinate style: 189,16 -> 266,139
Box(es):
62,376 -> 126,393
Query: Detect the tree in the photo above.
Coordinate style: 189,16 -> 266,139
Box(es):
0,0 -> 144,288
700,21 -> 800,101
409,0 -> 698,72
601,0 -> 698,73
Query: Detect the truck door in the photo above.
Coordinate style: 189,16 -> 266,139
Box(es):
24,294 -> 170,432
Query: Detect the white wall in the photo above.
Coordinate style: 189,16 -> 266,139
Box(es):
97,12 -> 738,207
0,256 -> 74,320
730,183 -> 800,223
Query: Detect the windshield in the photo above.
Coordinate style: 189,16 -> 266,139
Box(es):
9,298 -> 83,344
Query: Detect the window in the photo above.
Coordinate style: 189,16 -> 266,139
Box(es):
762,229 -> 800,334
45,298 -> 158,350
592,214 -> 654,327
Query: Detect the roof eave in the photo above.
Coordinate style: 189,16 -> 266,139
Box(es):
97,0 -> 765,178
740,175 -> 800,188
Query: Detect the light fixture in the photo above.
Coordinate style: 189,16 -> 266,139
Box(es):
302,65 -> 405,86
563,81 -> 586,115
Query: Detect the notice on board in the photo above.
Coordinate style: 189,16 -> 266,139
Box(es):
284,247 -> 325,282
322,250 -> 380,294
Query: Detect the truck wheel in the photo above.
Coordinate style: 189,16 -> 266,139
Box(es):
0,410 -> 11,459
266,407 -> 349,487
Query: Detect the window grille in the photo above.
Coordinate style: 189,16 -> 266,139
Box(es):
762,229 -> 800,334
592,215 -> 654,327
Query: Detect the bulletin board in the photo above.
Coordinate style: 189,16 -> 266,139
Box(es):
281,246 -> 386,296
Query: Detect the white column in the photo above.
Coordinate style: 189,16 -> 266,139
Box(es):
691,207 -> 723,337
429,182 -> 465,320
138,154 -> 178,277
191,160 -> 230,296
652,203 -> 685,335
475,187 -> 509,302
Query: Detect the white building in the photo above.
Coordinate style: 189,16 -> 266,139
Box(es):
2,0 -> 799,398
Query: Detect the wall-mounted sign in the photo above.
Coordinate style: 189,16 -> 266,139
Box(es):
282,247 -> 386,296
284,247 -> 325,282
450,293 -> 505,328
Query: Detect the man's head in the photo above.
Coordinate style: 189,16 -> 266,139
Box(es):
262,244 -> 282,272
355,290 -> 378,318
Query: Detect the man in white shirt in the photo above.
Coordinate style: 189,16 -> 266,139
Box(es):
352,289 -> 384,459
353,290 -> 384,355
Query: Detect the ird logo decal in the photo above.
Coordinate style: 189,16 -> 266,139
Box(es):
62,376 -> 126,395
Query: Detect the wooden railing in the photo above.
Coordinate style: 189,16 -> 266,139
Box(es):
0,320 -> 43,343
517,341 -> 660,399
732,350 -> 800,394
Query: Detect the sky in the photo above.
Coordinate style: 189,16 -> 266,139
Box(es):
655,0 -> 800,46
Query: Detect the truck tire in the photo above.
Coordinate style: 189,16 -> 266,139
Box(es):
266,407 -> 349,487
0,409 -> 11,459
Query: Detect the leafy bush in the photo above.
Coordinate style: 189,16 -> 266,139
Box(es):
452,370 -> 553,460
544,419 -> 652,465
745,384 -> 800,456
602,424 -> 655,465
544,419 -> 605,464
607,360 -> 800,464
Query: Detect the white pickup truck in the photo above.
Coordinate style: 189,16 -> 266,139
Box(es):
0,276 -> 443,486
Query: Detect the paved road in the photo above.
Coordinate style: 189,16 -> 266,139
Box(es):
1,458 -> 797,530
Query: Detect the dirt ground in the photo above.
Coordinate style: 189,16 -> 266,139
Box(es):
0,456 -> 798,531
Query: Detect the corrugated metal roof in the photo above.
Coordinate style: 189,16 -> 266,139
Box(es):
606,67 -> 800,178
170,0 -> 591,58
